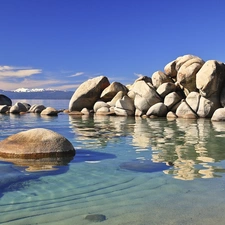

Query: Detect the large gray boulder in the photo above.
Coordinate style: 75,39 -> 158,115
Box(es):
152,71 -> 173,88
211,108 -> 225,121
164,60 -> 177,78
0,128 -> 75,158
134,75 -> 152,84
93,101 -> 110,112
69,76 -> 110,111
114,96 -> 135,116
0,94 -> 12,106
164,92 -> 182,110
131,80 -> 162,113
185,92 -> 201,113
196,60 -> 225,97
108,91 -> 125,107
100,82 -> 128,102
10,102 -> 28,114
177,57 -> 204,92
146,102 -> 168,117
176,100 -> 198,119
197,95 -> 221,118
40,107 -> 58,116
156,82 -> 177,98
29,104 -> 46,113
175,54 -> 197,72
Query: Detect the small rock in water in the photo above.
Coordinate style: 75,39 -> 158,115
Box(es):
85,214 -> 106,222
120,160 -> 171,173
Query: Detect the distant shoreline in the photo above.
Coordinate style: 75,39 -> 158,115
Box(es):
1,90 -> 74,100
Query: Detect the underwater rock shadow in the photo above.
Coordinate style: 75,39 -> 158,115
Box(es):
0,158 -> 71,198
72,149 -> 116,163
120,159 -> 172,173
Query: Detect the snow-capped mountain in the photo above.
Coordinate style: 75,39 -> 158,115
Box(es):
13,88 -> 57,92
0,88 -> 74,99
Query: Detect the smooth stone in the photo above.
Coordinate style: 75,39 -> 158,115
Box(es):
0,128 -> 75,158
211,108 -> 225,121
29,104 -> 46,113
69,76 -> 110,111
40,107 -> 58,116
100,81 -> 128,102
152,70 -> 173,88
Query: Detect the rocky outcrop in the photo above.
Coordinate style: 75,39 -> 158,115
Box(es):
66,54 -> 225,120
0,128 -> 75,158
69,76 -> 110,111
3,54 -> 223,121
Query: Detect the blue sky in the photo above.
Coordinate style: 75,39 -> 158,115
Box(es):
0,0 -> 225,91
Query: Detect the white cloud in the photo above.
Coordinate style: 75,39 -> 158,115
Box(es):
134,72 -> 146,78
0,79 -> 62,91
69,72 -> 85,77
0,65 -> 42,78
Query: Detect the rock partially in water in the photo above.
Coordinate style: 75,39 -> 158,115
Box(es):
85,214 -> 106,222
40,107 -> 58,116
0,94 -> 12,106
120,160 -> 171,173
0,128 -> 75,158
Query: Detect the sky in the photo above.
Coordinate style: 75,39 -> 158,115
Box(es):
0,0 -> 225,91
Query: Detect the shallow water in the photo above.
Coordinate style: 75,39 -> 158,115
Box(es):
1,99 -> 225,224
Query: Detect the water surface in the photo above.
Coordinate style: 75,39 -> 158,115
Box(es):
1,99 -> 225,224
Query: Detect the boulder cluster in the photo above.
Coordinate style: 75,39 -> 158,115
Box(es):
0,95 -> 60,116
69,54 -> 225,121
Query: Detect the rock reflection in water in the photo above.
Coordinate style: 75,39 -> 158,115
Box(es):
69,114 -> 135,149
0,156 -> 74,172
69,115 -> 225,180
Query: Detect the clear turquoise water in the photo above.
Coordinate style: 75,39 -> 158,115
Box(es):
1,99 -> 225,224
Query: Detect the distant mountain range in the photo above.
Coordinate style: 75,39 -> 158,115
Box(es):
0,88 -> 74,99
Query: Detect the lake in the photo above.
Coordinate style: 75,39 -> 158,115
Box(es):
1,99 -> 225,224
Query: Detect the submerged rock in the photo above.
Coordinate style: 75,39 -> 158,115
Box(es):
85,214 -> 106,222
0,128 -> 75,158
120,160 -> 171,173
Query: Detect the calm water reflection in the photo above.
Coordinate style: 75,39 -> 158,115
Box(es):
69,115 -> 225,180
2,102 -> 225,224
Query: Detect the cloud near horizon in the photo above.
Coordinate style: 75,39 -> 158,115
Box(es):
134,72 -> 146,78
69,72 -> 85,77
0,65 -> 42,78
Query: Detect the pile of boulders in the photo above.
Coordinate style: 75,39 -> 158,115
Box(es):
1,54 -> 225,121
0,94 -> 59,116
69,54 -> 225,121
